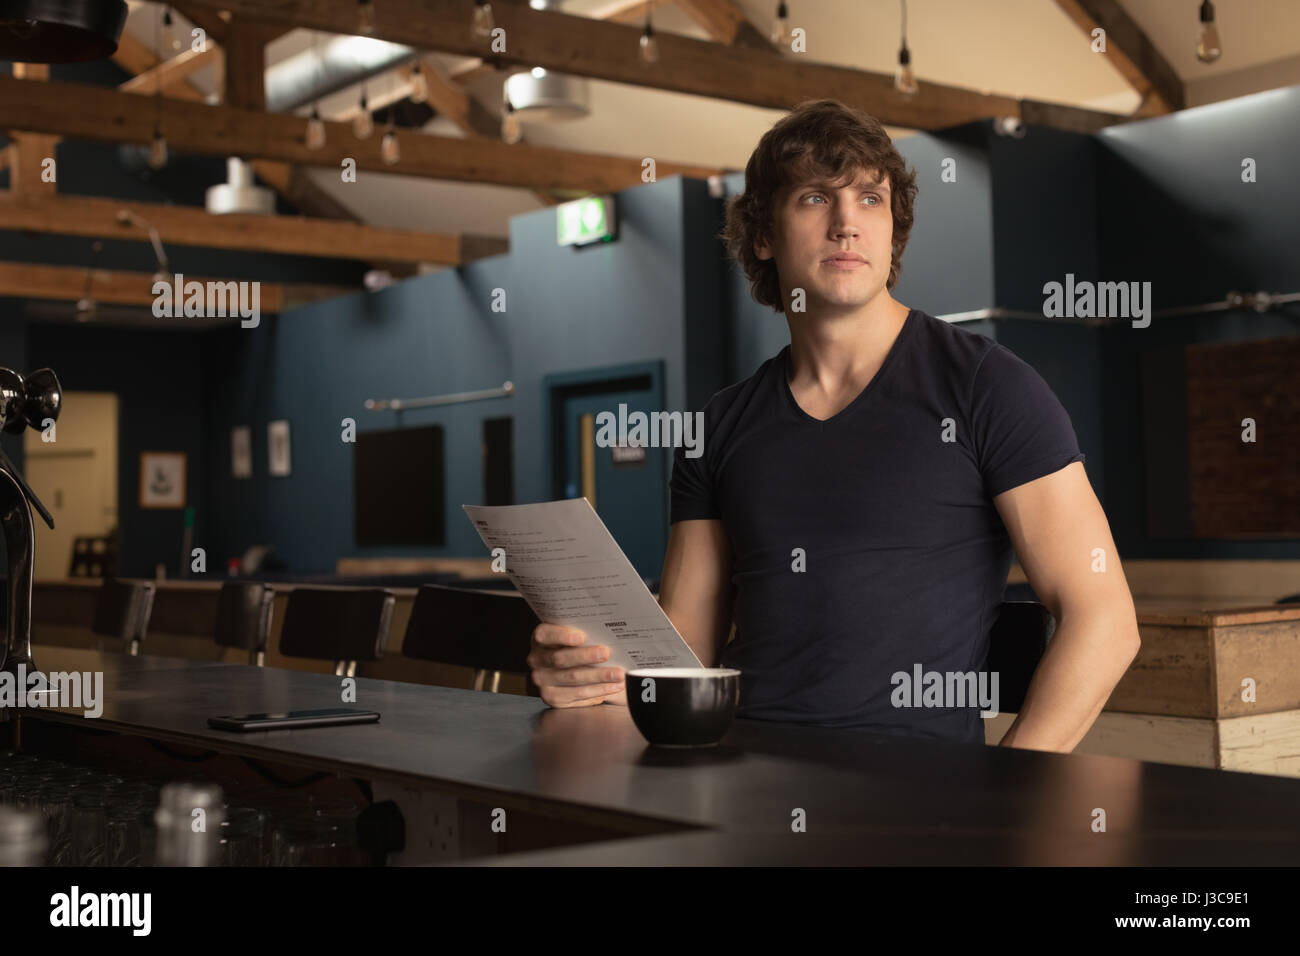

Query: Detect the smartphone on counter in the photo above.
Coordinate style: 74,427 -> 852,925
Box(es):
207,708 -> 381,732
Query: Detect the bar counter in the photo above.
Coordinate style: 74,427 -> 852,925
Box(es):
7,647 -> 1300,865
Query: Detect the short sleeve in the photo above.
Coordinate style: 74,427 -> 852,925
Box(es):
669,439 -> 718,522
969,344 -> 1085,498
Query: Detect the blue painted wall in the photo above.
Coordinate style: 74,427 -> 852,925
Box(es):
1091,85 -> 1300,558
200,267 -> 512,572
199,176 -> 714,573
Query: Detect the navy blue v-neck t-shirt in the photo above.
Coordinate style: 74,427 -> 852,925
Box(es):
669,308 -> 1085,744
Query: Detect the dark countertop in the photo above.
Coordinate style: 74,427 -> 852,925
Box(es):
13,647 -> 1300,864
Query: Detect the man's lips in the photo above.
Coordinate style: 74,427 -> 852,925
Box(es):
823,254 -> 867,269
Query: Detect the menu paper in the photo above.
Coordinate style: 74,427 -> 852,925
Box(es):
463,499 -> 702,671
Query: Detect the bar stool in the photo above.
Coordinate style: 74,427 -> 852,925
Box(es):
278,588 -> 394,676
400,584 -> 538,693
91,579 -> 156,656
213,582 -> 274,667
985,601 -> 1055,713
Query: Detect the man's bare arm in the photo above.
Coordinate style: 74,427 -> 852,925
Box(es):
992,461 -> 1141,752
658,519 -> 734,668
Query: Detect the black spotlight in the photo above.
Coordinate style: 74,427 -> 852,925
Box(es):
0,0 -> 128,63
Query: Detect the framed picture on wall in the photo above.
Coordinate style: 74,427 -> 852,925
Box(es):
268,419 -> 291,477
231,426 -> 252,478
139,452 -> 186,509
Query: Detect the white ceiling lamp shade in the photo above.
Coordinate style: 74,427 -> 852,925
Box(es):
205,158 -> 276,216
502,68 -> 591,125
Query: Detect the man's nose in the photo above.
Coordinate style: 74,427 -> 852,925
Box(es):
830,195 -> 862,239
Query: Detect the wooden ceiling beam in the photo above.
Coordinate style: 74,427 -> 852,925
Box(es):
675,0 -> 777,52
400,54 -> 558,206
0,260 -> 349,311
172,0 -> 1128,132
222,18 -> 285,111
6,64 -> 57,197
118,45 -> 221,96
1054,0 -> 1185,114
169,3 -> 232,45
0,75 -> 724,192
111,28 -> 176,76
0,193 -> 463,265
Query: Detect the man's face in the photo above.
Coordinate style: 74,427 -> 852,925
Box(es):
754,168 -> 895,314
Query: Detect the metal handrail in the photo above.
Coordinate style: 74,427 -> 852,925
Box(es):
938,290 -> 1300,324
364,381 -> 514,412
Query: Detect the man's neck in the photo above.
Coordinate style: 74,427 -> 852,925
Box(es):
785,295 -> 912,393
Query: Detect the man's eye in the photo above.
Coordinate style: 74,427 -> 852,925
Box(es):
803,194 -> 880,205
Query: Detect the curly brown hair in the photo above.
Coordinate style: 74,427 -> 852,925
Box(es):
720,99 -> 918,313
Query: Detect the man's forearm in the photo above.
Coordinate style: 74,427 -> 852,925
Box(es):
997,608 -> 1141,752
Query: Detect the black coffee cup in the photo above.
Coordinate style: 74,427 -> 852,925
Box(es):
625,667 -> 741,747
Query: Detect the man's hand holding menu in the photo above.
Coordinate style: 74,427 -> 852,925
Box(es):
464,499 -> 703,708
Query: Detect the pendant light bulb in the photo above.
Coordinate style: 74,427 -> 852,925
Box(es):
162,7 -> 181,52
501,101 -> 521,145
409,63 -> 429,103
358,0 -> 376,35
380,115 -> 400,165
639,21 -> 659,64
895,46 -> 918,97
1196,1 -> 1221,63
353,90 -> 373,139
306,105 -> 326,151
472,1 -> 495,38
148,127 -> 168,169
769,2 -> 789,47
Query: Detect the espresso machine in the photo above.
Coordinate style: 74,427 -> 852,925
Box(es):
0,368 -> 61,679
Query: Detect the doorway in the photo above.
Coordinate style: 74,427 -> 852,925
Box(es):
544,362 -> 667,580
23,392 -> 120,580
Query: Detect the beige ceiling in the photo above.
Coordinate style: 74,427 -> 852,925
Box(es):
117,0 -> 1300,246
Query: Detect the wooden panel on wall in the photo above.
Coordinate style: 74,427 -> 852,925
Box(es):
1185,336 -> 1300,536
1213,619 -> 1300,718
1104,624 -> 1216,718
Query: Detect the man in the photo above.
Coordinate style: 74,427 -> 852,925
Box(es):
528,99 -> 1140,752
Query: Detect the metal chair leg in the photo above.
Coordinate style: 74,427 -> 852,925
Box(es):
334,660 -> 345,676
472,669 -> 485,691
128,639 -> 139,657
255,650 -> 265,668
488,670 -> 501,693
346,660 -> 357,678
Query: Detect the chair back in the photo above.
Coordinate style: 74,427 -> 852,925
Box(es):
401,584 -> 537,675
91,579 -> 155,653
985,601 -> 1055,713
278,587 -> 394,664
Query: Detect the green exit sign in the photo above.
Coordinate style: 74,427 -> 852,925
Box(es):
557,195 -> 617,247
